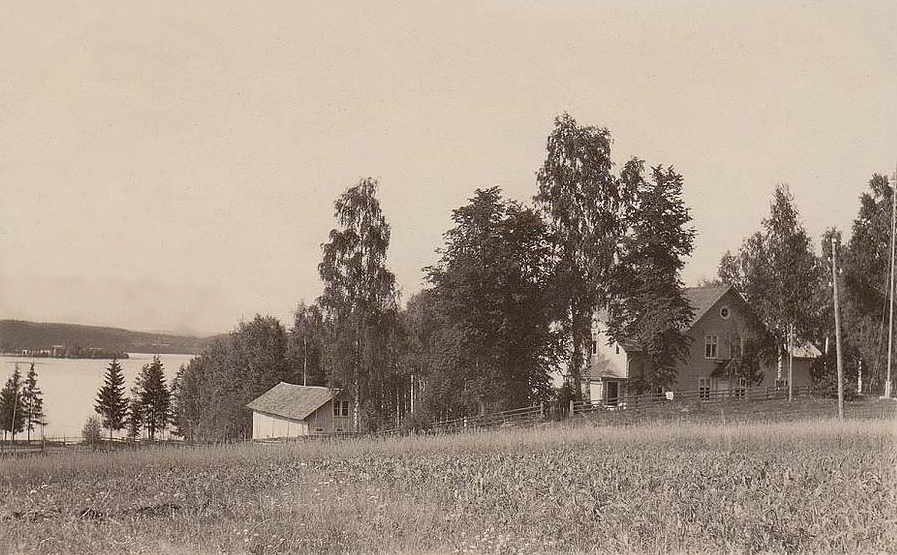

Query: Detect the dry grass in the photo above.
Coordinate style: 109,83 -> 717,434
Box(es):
1,402 -> 895,555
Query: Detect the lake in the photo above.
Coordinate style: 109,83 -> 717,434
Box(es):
0,353 -> 195,439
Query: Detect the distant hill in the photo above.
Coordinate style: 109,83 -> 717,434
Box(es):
0,320 -> 221,356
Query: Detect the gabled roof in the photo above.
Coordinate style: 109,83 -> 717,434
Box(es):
684,285 -> 734,327
246,382 -> 336,421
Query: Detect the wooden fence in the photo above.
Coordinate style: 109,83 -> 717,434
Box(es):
570,385 -> 814,415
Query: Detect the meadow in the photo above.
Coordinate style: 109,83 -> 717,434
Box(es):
0,400 -> 894,555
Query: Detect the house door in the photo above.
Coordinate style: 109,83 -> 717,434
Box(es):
606,381 -> 619,406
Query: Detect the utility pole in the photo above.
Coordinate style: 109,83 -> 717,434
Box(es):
788,323 -> 794,402
886,162 -> 897,400
832,236 -> 845,420
302,335 -> 307,387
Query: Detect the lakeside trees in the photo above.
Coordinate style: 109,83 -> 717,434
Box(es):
132,356 -> 171,440
0,365 -> 25,441
94,358 -> 129,440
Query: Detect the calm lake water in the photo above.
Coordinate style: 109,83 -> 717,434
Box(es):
0,353 -> 195,439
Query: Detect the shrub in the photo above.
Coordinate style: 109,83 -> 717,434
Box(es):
81,416 -> 103,448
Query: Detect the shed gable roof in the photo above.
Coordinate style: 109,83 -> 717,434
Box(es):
246,382 -> 336,421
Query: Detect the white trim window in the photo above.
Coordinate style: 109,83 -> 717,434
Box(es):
698,377 -> 711,400
704,335 -> 719,359
333,400 -> 350,418
734,377 -> 747,399
590,333 -> 598,356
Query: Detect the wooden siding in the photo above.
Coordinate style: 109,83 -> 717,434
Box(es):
252,411 -> 309,439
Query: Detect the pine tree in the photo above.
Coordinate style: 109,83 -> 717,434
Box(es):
94,358 -> 129,440
21,363 -> 46,441
133,356 -> 170,440
0,364 -> 25,442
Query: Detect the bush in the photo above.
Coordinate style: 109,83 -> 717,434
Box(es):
398,411 -> 432,434
81,416 -> 103,448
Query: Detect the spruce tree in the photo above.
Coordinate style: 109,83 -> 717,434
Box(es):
133,356 -> 170,440
21,363 -> 46,441
0,365 -> 25,442
94,358 -> 129,440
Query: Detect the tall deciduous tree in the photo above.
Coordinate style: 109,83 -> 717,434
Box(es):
840,174 -> 894,389
0,365 -> 25,441
535,113 -> 627,399
607,161 -> 695,391
169,315 -> 292,441
718,185 -> 820,374
425,188 -> 560,416
318,178 -> 399,430
94,357 -> 128,440
21,363 -> 46,441
133,356 -> 171,440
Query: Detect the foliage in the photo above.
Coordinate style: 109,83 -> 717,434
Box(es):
607,161 -> 695,391
535,113 -> 627,398
423,188 -> 561,416
132,356 -> 171,440
287,301 -> 327,387
840,174 -> 895,390
0,364 -> 25,439
126,397 -> 142,440
172,315 -> 292,441
94,357 -> 129,439
21,363 -> 46,440
718,185 -> 820,368
318,178 -> 401,430
81,415 -> 103,447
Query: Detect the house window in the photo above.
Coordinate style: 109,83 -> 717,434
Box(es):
333,400 -> 350,417
720,306 -> 730,319
698,377 -> 711,400
734,377 -> 747,399
704,335 -> 719,359
615,345 -> 620,355
590,333 -> 597,355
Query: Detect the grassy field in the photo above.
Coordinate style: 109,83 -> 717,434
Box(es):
0,400 -> 895,555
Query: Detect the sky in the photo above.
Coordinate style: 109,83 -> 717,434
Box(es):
1,1 -> 896,337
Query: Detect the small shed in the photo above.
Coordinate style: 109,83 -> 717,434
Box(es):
246,382 -> 354,440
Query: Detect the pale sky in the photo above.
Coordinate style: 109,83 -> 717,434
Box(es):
2,1 -> 896,336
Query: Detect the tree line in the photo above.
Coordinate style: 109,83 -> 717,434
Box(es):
169,113 -> 701,440
717,176 -> 897,396
0,363 -> 46,442
165,113 -> 893,441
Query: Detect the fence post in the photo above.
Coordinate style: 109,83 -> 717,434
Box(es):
540,401 -> 544,418
569,400 -> 575,416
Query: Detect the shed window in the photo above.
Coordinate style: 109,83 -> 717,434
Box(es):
704,335 -> 719,359
333,400 -> 350,417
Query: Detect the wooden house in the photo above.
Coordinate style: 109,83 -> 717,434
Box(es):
584,285 -> 820,404
246,382 -> 354,440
